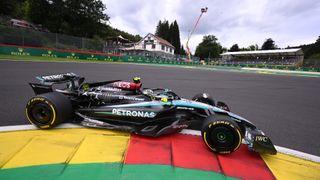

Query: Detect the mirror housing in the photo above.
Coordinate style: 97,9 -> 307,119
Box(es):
217,101 -> 230,112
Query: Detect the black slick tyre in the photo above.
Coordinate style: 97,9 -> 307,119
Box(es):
201,115 -> 242,154
25,92 -> 73,129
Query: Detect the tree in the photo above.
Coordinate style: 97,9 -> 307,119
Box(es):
180,45 -> 186,55
155,20 -> 169,40
195,35 -> 222,60
0,0 -> 28,18
304,36 -> 320,59
155,20 -> 182,54
248,45 -> 256,51
229,44 -> 239,52
261,38 -> 277,50
255,44 -> 259,50
170,21 -> 181,54
27,0 -> 110,37
222,47 -> 228,53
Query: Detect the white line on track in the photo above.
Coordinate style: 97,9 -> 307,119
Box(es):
242,67 -> 320,75
1,124 -> 319,162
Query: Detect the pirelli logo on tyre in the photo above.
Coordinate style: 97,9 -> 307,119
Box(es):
28,97 -> 46,105
30,97 -> 45,102
209,121 -> 233,128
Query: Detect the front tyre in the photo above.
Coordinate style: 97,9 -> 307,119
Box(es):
26,92 -> 73,129
201,115 -> 242,154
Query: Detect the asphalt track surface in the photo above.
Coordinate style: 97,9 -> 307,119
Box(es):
0,60 -> 319,156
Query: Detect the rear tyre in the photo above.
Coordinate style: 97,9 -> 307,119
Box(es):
192,93 -> 215,106
201,115 -> 242,154
26,92 -> 73,129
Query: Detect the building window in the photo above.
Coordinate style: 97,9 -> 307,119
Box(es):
161,45 -> 165,50
152,44 -> 155,49
148,36 -> 151,40
170,48 -> 172,53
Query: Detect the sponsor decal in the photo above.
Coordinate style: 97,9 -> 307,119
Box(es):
128,57 -> 134,62
41,73 -> 74,81
176,107 -> 194,110
83,91 -> 144,101
113,82 -> 131,89
42,50 -> 57,58
67,53 -> 79,59
10,48 -> 30,56
104,56 -> 113,62
30,97 -> 45,103
117,95 -> 144,101
97,86 -> 122,92
87,54 -> 98,60
172,124 -> 188,129
112,109 -> 156,118
255,136 -> 268,142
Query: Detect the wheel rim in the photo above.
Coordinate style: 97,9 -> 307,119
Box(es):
210,126 -> 235,148
30,103 -> 53,124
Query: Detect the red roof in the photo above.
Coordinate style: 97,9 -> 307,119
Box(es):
143,33 -> 175,49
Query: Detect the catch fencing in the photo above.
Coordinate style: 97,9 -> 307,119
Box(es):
0,25 -> 104,52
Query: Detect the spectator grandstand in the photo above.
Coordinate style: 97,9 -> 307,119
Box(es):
220,49 -> 304,66
104,35 -> 134,54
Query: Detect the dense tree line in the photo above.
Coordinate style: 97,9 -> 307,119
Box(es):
296,36 -> 320,59
0,0 -> 141,42
194,35 -> 222,60
155,20 -> 185,55
290,36 -> 320,67
229,44 -> 257,52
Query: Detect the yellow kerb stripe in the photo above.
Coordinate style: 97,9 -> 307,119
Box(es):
261,153 -> 320,180
0,128 -> 130,169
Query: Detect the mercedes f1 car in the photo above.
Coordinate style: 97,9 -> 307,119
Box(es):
25,72 -> 277,154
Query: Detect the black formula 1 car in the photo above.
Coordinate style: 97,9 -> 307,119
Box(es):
25,72 -> 277,154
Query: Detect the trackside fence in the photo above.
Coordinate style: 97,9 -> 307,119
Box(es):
0,44 -> 201,66
0,44 -> 320,72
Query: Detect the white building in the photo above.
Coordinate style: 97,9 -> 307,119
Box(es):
137,33 -> 175,55
120,33 -> 175,59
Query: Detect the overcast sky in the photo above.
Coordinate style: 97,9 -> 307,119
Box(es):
103,0 -> 320,52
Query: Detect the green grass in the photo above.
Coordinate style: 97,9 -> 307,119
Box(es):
0,54 -> 109,63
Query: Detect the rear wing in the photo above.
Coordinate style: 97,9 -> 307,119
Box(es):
29,72 -> 122,95
30,72 -> 84,95
36,72 -> 81,85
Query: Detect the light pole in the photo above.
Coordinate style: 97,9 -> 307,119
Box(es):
186,7 -> 208,61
